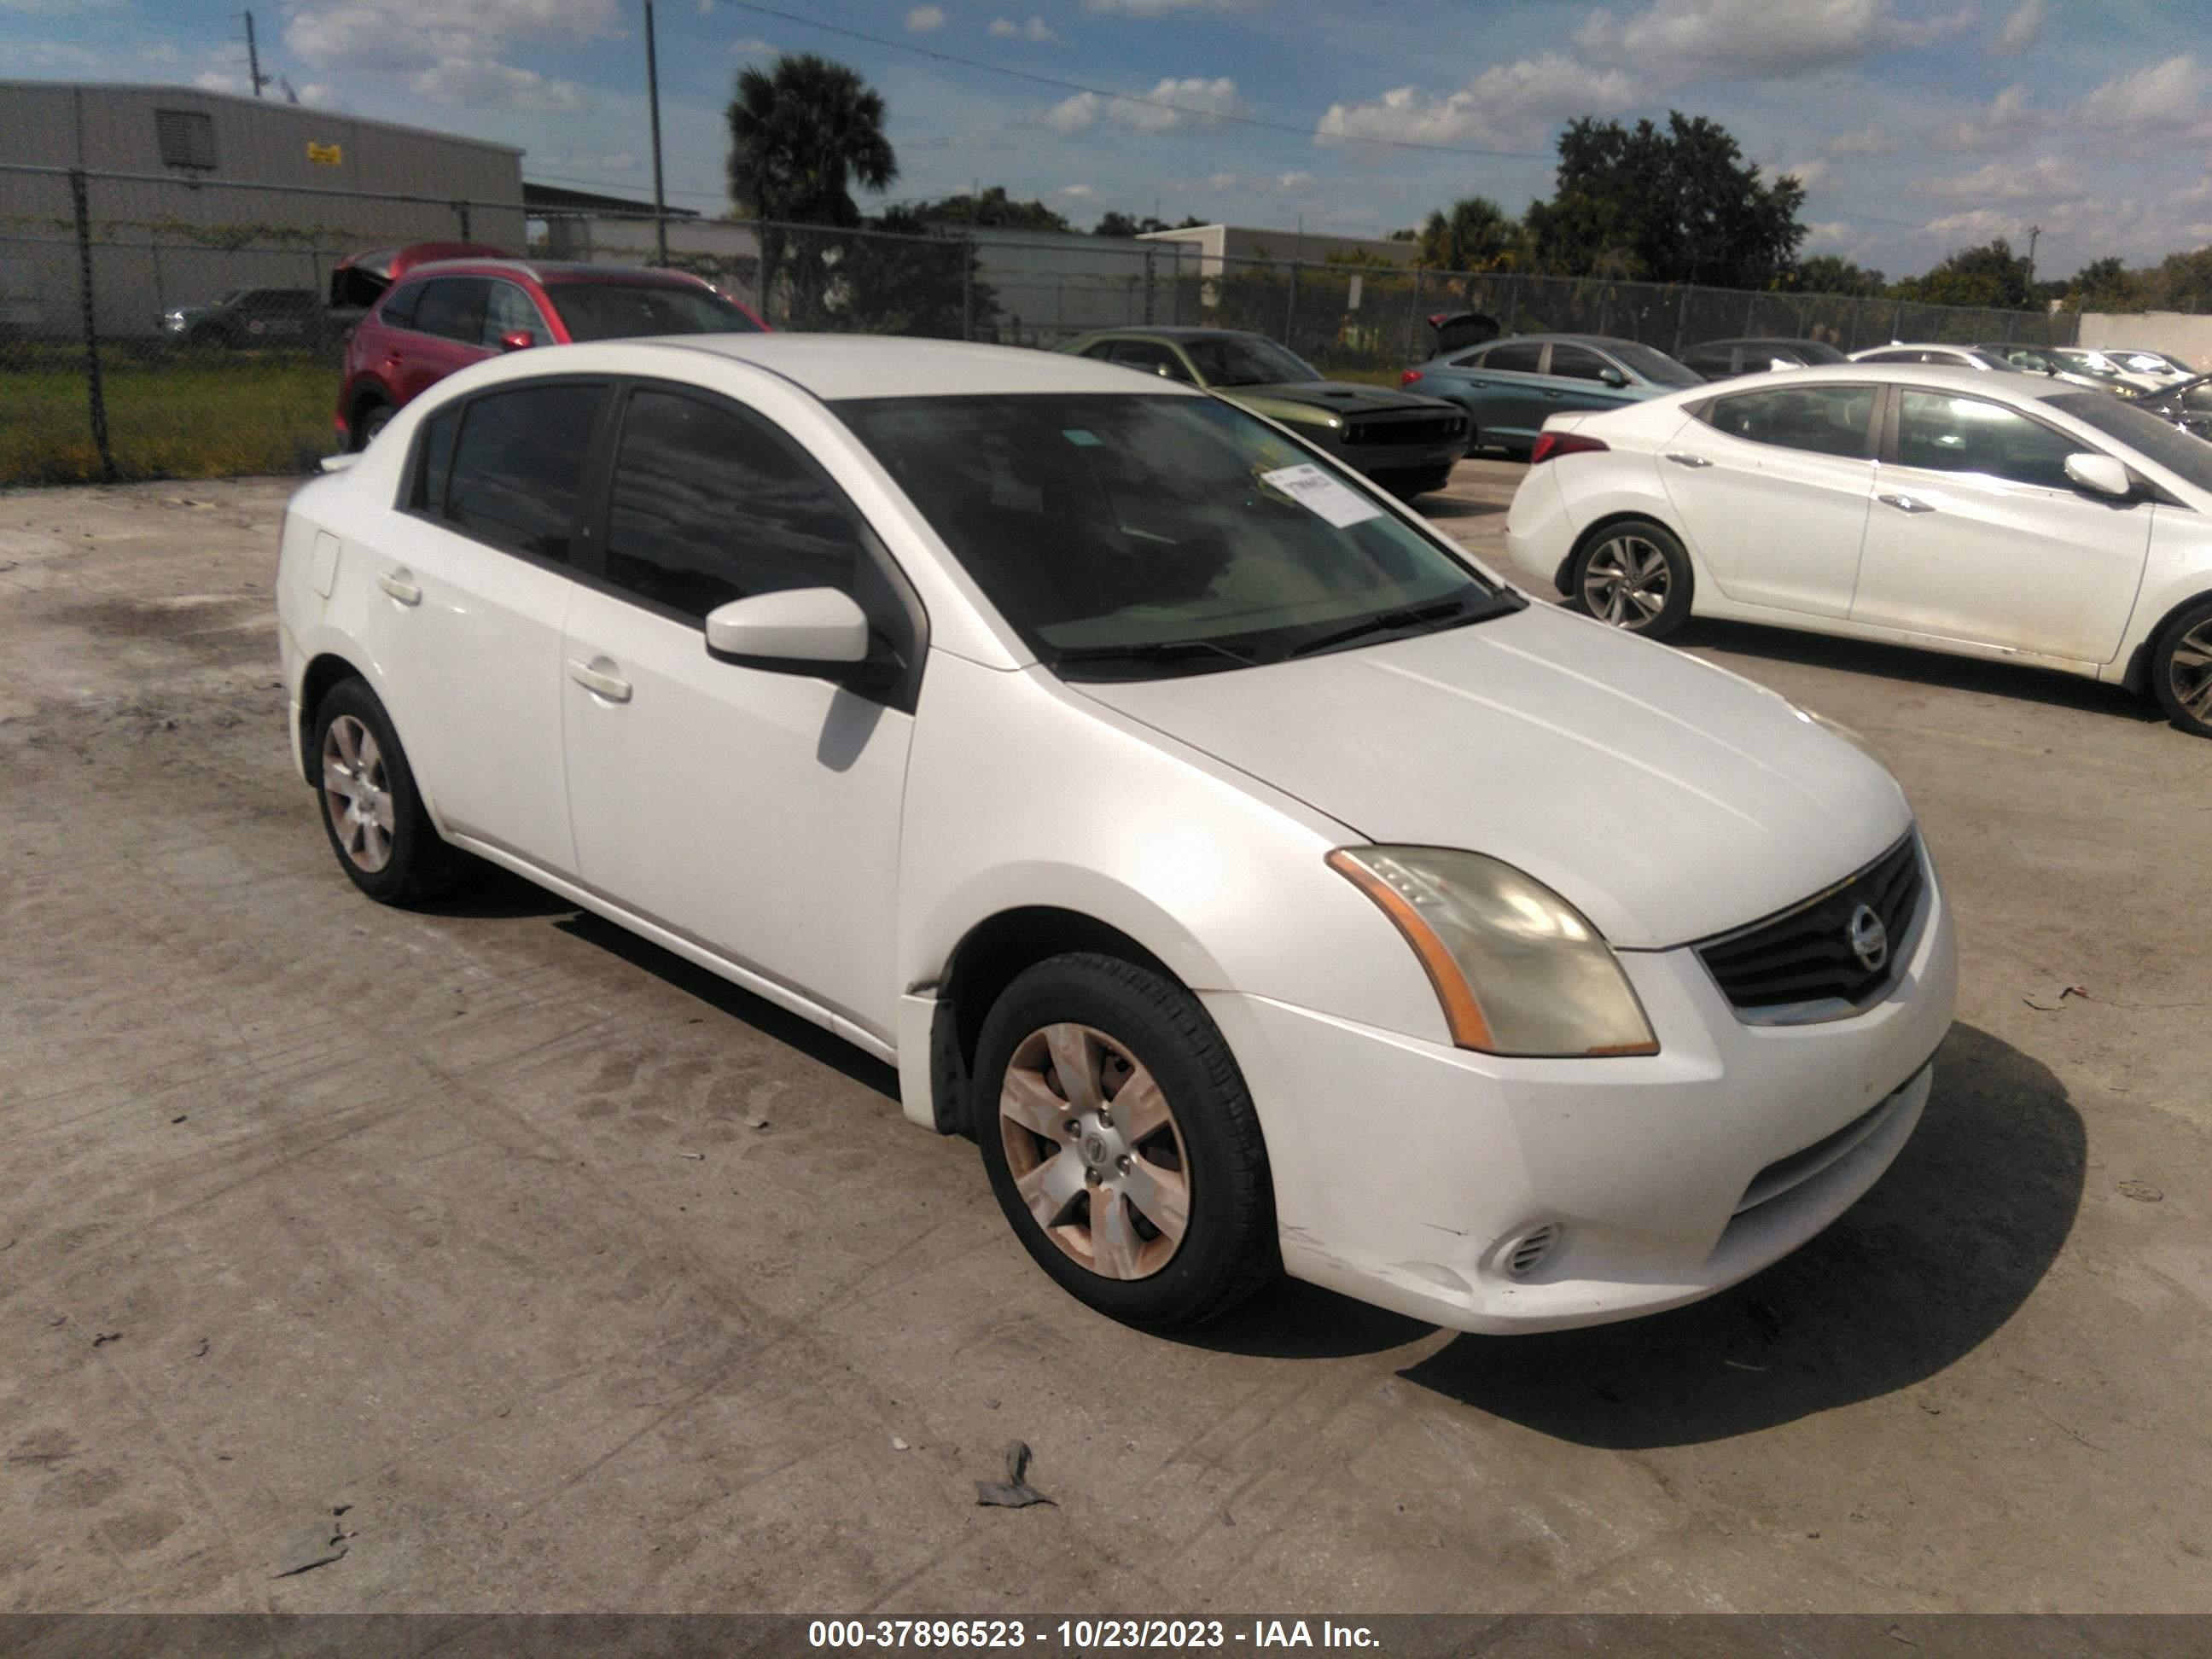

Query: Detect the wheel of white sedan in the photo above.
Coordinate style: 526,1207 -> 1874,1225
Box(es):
1571,519 -> 1692,640
311,678 -> 466,905
2151,597 -> 2212,738
974,952 -> 1278,1327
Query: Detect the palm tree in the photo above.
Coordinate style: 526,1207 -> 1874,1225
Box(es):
1417,196 -> 1520,274
726,54 -> 899,325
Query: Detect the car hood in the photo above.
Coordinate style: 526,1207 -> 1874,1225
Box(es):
1074,602 -> 1912,949
1226,381 -> 1456,417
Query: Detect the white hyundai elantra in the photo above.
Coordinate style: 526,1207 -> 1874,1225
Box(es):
277,335 -> 1955,1335
1505,362 -> 2212,736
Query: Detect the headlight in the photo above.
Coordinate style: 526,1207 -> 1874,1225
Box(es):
1328,846 -> 1658,1057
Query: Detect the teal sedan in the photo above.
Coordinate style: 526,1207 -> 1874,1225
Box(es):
1400,333 -> 1702,459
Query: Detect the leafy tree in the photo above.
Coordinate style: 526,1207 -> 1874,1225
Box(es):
837,206 -> 993,340
1789,253 -> 1886,297
1890,238 -> 2035,310
1415,196 -> 1521,272
2147,247 -> 2212,312
1094,211 -> 1203,236
2063,255 -> 2146,313
907,186 -> 1070,233
725,53 -> 897,324
1522,113 -> 1806,287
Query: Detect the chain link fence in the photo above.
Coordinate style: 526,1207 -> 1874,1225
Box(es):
3,161 -> 2081,486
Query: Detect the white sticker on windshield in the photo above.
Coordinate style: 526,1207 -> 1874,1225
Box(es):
1260,463 -> 1382,529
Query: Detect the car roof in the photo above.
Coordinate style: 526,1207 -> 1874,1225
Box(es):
398,258 -> 712,288
1852,342 -> 1997,354
1079,326 -> 1272,343
1714,361 -> 2067,398
579,333 -> 1208,400
1473,333 -> 1647,348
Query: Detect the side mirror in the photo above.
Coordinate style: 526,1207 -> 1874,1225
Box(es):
2064,453 -> 2133,499
498,329 -> 537,352
1598,367 -> 1628,387
705,587 -> 872,676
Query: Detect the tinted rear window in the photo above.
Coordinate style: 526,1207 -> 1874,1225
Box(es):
443,382 -> 607,562
545,282 -> 761,341
1609,342 -> 1702,386
2047,392 -> 2212,493
378,282 -> 423,329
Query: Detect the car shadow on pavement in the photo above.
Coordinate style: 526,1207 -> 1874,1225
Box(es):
412,862 -> 579,919
1174,1277 -> 1437,1360
1422,498 -> 1507,520
553,911 -> 903,1103
1396,1022 -> 2084,1447
1675,618 -> 2166,725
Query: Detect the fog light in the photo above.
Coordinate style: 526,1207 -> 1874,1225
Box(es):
1500,1224 -> 1560,1279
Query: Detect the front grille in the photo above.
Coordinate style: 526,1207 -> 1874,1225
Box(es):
1697,834 -> 1924,1018
1342,411 -> 1466,447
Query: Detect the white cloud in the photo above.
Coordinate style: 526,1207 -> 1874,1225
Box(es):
410,58 -> 591,111
1993,0 -> 2044,53
1931,83 -> 2039,149
1802,220 -> 1858,247
1206,170 -> 1240,190
1048,76 -> 1249,135
1057,183 -> 1098,199
1083,0 -> 1266,12
905,5 -> 947,32
1924,207 -> 2028,241
2073,55 -> 2209,133
285,0 -> 620,73
1572,0 -> 1969,80
0,0 -> 125,11
1827,123 -> 1901,156
1781,158 -> 1831,189
1276,170 -> 1317,194
1316,55 -> 1635,150
988,15 -> 1061,40
730,36 -> 777,55
1924,155 -> 2083,201
194,68 -> 249,95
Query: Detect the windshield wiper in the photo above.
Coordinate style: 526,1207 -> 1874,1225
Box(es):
1285,592 -> 1516,659
1047,637 -> 1260,675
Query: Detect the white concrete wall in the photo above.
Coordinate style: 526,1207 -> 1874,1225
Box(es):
2077,311 -> 2212,369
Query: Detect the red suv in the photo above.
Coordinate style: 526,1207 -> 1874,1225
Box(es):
334,257 -> 770,449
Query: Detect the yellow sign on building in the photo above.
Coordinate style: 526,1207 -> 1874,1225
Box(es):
306,142 -> 342,166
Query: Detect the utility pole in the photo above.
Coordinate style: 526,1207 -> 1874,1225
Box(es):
2025,224 -> 2041,290
243,11 -> 266,97
643,0 -> 669,265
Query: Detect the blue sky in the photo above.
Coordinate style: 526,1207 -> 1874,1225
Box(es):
9,0 -> 2211,279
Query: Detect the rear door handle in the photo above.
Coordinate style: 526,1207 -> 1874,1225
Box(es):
376,568 -> 421,604
1663,451 -> 1714,469
568,658 -> 633,702
1877,492 -> 1936,514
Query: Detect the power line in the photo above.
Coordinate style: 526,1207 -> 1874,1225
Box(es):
719,1 -> 1553,162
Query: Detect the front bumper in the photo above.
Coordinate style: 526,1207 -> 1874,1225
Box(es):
1201,847 -> 1957,1333
1336,435 -> 1468,480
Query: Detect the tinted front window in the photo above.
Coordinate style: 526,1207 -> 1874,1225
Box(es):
1608,342 -> 1702,387
483,281 -> 550,346
1181,335 -> 1319,387
602,390 -> 864,619
1481,341 -> 1543,373
414,278 -> 490,344
444,382 -> 606,561
1683,345 -> 1737,377
835,393 -> 1511,678
544,282 -> 760,341
1547,344 -> 1613,381
2049,391 -> 2212,492
1704,384 -> 1876,458
1895,390 -> 2081,488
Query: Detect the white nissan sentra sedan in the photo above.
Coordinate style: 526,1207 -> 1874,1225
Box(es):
276,336 -> 1956,1335
1504,362 -> 2212,736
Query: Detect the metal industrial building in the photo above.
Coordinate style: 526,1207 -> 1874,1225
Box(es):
0,81 -> 526,336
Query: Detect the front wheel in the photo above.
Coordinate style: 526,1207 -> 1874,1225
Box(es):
974,952 -> 1278,1328
1570,519 -> 1693,639
2151,597 -> 2212,737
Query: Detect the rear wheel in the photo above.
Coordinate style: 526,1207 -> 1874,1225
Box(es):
2151,597 -> 2212,737
352,401 -> 393,450
974,952 -> 1278,1328
311,678 -> 465,904
1570,519 -> 1692,640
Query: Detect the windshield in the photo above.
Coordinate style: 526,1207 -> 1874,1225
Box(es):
2047,392 -> 2212,493
2052,350 -> 2123,379
1182,335 -> 1322,387
546,282 -> 761,341
1609,342 -> 1703,387
835,393 -> 1514,679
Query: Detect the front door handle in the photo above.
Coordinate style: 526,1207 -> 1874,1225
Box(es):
1663,451 -> 1714,469
568,658 -> 632,703
1877,492 -> 1936,514
376,568 -> 421,604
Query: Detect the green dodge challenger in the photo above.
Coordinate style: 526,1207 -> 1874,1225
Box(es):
1058,327 -> 1470,498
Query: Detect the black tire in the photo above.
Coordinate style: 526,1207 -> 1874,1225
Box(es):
1569,517 -> 1694,640
2150,596 -> 2212,737
309,678 -> 466,905
1377,465 -> 1457,501
352,401 -> 393,450
972,952 -> 1278,1328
